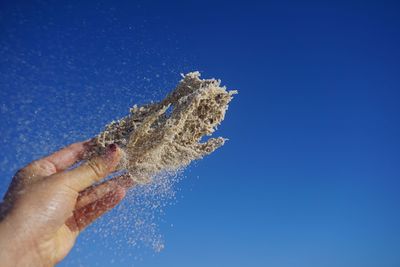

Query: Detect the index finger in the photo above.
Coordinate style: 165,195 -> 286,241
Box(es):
43,139 -> 94,172
61,144 -> 122,192
11,139 -> 95,190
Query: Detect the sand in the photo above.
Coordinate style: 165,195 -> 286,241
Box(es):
92,72 -> 237,184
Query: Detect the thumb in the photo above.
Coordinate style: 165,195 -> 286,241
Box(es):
61,144 -> 122,192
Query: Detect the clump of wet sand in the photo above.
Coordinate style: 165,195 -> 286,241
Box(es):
93,72 -> 237,184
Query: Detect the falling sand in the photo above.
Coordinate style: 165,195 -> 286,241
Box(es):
91,72 -> 237,184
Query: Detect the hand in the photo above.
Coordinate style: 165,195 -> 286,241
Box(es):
0,140 -> 134,267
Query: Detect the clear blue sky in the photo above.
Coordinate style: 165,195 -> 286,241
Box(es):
1,1 -> 400,266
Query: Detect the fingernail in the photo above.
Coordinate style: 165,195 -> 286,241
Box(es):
108,143 -> 117,153
104,144 -> 118,163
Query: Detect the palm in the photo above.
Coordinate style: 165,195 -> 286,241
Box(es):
0,141 -> 131,266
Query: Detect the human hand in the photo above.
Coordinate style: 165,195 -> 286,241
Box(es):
0,140 -> 134,267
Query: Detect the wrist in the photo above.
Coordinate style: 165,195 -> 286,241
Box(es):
0,215 -> 45,267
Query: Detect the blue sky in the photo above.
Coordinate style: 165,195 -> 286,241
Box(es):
1,1 -> 400,266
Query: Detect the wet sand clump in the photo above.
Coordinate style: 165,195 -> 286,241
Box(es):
93,72 -> 237,184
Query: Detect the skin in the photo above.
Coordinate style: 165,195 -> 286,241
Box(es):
0,140 -> 135,267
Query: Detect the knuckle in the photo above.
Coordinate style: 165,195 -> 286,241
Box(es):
14,167 -> 28,179
15,162 -> 37,179
19,160 -> 56,178
87,159 -> 106,180
35,160 -> 57,175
